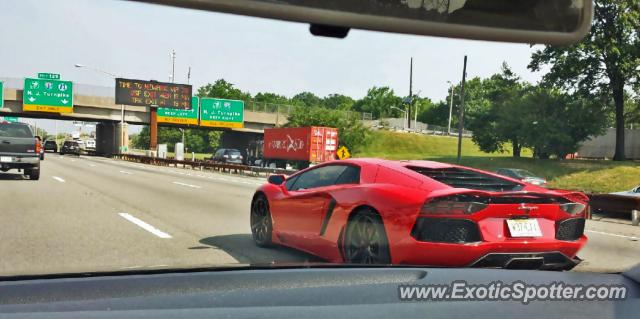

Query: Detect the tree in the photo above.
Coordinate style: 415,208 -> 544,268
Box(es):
197,79 -> 251,101
322,94 -> 355,110
466,64 -> 525,156
291,92 -> 322,107
132,126 -> 222,154
528,0 -> 640,161
417,100 -> 449,127
352,87 -> 402,119
253,92 -> 289,105
286,107 -> 370,152
519,87 -> 609,159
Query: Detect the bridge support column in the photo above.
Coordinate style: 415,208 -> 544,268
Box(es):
116,122 -> 129,154
150,108 -> 158,151
96,123 -> 117,156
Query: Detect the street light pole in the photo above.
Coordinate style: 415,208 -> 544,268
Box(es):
171,50 -> 176,84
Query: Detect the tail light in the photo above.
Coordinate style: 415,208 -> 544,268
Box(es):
559,202 -> 586,215
421,194 -> 488,215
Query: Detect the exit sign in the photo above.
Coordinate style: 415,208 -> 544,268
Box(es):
38,73 -> 60,80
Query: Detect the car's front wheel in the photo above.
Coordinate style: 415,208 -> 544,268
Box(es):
250,194 -> 273,247
344,208 -> 391,264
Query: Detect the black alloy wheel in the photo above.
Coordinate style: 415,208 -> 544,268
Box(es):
250,194 -> 273,247
344,209 -> 391,264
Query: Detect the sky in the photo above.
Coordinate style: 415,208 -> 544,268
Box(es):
0,0 -> 546,134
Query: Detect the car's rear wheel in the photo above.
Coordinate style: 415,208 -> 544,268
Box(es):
344,208 -> 391,264
26,165 -> 40,180
250,194 -> 273,247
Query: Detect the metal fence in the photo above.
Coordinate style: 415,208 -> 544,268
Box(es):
244,100 -> 373,121
369,118 -> 473,137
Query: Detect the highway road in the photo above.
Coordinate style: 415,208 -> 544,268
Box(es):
0,154 -> 638,276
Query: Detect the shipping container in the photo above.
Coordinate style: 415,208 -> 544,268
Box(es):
263,127 -> 338,163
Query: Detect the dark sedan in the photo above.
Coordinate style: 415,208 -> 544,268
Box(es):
60,141 -> 80,156
44,140 -> 58,153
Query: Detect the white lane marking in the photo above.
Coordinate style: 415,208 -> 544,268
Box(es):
119,170 -> 133,175
52,176 -> 65,183
172,181 -> 202,189
88,164 -> 96,167
585,229 -> 640,241
118,213 -> 172,239
70,159 -> 77,162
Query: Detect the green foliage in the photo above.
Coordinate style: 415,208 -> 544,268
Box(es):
322,94 -> 355,110
131,126 -> 222,154
417,100 -> 449,127
286,107 -> 370,152
352,86 -> 403,119
196,79 -> 251,101
518,88 -> 608,159
467,63 -> 609,159
528,0 -> 640,160
253,92 -> 289,105
291,92 -> 322,107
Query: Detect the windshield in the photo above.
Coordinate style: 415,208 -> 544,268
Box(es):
0,124 -> 32,138
513,169 -> 538,178
0,0 -> 638,278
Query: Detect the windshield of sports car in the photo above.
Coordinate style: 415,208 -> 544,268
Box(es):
0,0 -> 638,277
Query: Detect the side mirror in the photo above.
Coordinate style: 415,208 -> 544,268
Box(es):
268,174 -> 286,185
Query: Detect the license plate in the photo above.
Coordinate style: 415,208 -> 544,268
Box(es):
0,156 -> 12,163
507,219 -> 542,237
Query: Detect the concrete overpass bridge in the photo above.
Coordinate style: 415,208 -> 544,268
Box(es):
1,86 -> 288,155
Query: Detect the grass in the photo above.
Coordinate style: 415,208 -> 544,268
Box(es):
354,130 -> 640,193
357,130 -> 532,159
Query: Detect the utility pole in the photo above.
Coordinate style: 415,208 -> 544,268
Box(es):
457,55 -> 468,164
447,82 -> 454,135
187,66 -> 191,84
408,57 -> 413,129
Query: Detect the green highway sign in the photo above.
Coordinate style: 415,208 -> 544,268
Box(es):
0,81 -> 4,108
23,77 -> 73,113
158,96 -> 199,125
2,116 -> 19,122
200,98 -> 244,129
38,73 -> 60,80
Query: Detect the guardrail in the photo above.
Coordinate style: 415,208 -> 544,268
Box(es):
112,154 -> 298,177
588,194 -> 640,226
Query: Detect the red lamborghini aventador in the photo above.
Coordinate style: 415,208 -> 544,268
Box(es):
251,158 -> 588,270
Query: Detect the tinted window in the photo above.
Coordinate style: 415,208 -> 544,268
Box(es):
226,149 -> 241,155
289,165 -> 349,191
0,124 -> 32,138
335,166 -> 360,185
284,175 -> 300,191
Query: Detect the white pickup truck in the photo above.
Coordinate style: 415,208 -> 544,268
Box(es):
0,122 -> 41,180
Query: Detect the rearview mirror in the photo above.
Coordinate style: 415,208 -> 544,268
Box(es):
140,0 -> 593,45
268,174 -> 286,185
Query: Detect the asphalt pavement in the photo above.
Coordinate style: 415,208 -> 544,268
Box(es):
0,154 -> 638,276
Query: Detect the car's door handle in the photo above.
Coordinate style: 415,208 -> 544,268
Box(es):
1,140 -> 10,144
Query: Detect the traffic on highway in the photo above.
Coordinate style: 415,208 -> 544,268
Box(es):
1,0 -> 639,318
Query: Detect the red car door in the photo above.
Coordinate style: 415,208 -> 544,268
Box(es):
272,165 -> 352,245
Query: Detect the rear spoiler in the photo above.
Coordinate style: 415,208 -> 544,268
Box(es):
428,189 -> 589,204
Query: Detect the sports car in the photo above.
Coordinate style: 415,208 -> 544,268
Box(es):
250,158 -> 588,270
